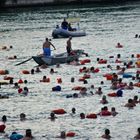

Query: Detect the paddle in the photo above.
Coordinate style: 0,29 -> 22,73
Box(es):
15,57 -> 32,66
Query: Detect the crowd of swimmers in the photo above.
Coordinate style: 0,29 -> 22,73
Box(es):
1,108 -> 140,139
0,41 -> 140,139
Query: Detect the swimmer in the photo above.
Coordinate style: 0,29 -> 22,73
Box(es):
101,129 -> 111,139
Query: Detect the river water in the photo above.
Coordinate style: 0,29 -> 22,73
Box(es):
0,1 -> 140,140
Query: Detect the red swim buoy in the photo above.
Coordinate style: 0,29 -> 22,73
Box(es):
0,123 -> 6,132
98,59 -> 107,64
93,68 -> 100,73
22,70 -> 30,74
79,77 -> 85,81
83,74 -> 90,79
72,86 -> 84,90
86,113 -> 97,119
107,93 -> 117,97
18,88 -> 23,93
52,109 -> 66,115
115,59 -> 122,63
3,76 -> 13,80
18,79 -> 23,84
104,74 -> 113,80
66,132 -> 76,137
101,111 -> 111,116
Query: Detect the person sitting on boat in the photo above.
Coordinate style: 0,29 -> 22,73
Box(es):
68,23 -> 76,31
66,36 -> 72,55
43,38 -> 56,56
61,18 -> 68,30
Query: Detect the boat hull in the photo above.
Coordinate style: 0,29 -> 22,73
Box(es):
52,28 -> 86,38
32,49 -> 84,66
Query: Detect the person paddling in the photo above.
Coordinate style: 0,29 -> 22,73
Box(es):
43,38 -> 56,56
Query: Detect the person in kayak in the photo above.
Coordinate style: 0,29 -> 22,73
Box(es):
43,38 -> 56,56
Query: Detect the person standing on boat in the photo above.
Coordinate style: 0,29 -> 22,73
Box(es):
43,38 -> 56,56
66,36 -> 72,55
61,18 -> 68,30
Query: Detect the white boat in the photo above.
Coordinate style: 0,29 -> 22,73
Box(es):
52,28 -> 86,38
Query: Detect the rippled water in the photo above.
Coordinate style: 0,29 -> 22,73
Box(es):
0,1 -> 140,140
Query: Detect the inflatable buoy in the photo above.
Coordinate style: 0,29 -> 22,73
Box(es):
18,88 -> 23,94
104,74 -> 113,80
134,83 -> 140,87
136,71 -> 140,74
80,59 -> 91,64
79,77 -> 85,81
136,54 -> 140,58
22,70 -> 30,74
52,85 -> 61,91
101,111 -> 111,116
4,76 -> 13,80
18,79 -> 23,84
83,59 -> 91,63
52,109 -> 66,115
123,74 -> 132,78
115,59 -> 122,63
66,132 -> 75,137
10,133 -> 23,140
80,60 -> 86,65
0,123 -> 6,132
98,59 -> 107,64
108,93 -> 117,97
116,89 -> 123,97
72,86 -> 84,90
86,113 -> 97,119
93,68 -> 100,73
0,70 -> 9,75
83,74 -> 90,79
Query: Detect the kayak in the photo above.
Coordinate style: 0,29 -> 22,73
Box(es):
32,49 -> 84,66
52,28 -> 86,38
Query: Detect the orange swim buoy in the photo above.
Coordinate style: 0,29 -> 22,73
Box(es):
79,77 -> 86,81
134,83 -> 140,87
66,132 -> 76,137
0,123 -> 6,132
22,70 -> 30,74
136,54 -> 140,58
107,93 -> 117,97
86,113 -> 97,119
52,109 -> 66,115
80,60 -> 86,65
0,70 -> 9,75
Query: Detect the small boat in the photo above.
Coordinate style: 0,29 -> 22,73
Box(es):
32,49 -> 85,66
52,28 -> 86,38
